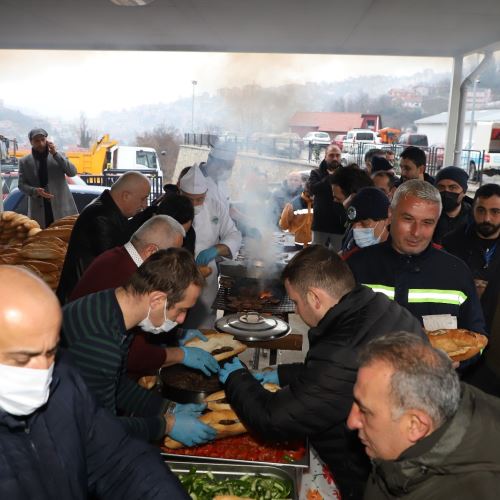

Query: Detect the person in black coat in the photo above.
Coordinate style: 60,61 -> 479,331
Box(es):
218,246 -> 425,500
0,267 -> 188,500
57,172 -> 151,304
127,193 -> 196,254
307,145 -> 347,251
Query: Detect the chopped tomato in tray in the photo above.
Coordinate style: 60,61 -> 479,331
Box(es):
162,434 -> 306,464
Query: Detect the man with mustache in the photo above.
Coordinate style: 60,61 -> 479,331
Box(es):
443,184 -> 500,394
307,144 -> 347,251
347,180 -> 485,334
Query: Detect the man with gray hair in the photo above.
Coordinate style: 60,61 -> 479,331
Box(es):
348,331 -> 500,499
68,215 -> 213,381
347,180 -> 485,333
69,215 -> 185,301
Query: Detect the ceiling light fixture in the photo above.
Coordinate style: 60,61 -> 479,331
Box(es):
110,0 -> 156,6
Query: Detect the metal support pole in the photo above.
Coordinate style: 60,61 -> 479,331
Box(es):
444,56 -> 463,167
465,78 -> 480,169
191,80 -> 197,132
453,52 -> 492,167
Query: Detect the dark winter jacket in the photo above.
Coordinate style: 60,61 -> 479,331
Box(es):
308,160 -> 346,233
433,196 -> 473,244
363,384 -> 500,500
443,222 -> 499,333
0,352 -> 188,500
224,285 -> 425,500
57,189 -> 131,303
347,240 -> 486,333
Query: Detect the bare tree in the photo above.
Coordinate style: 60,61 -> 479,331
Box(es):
78,112 -> 94,148
136,125 -> 182,182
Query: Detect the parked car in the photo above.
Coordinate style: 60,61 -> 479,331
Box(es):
341,142 -> 380,167
344,129 -> 379,143
398,133 -> 428,147
332,134 -> 346,149
4,184 -> 105,216
302,131 -> 331,146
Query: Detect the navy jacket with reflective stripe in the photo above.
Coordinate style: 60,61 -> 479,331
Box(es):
346,240 -> 486,333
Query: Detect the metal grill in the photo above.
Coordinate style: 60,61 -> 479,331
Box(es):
212,285 -> 295,315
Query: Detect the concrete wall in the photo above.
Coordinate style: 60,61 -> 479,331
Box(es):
173,145 -> 315,201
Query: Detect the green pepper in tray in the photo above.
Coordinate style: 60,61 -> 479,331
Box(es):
177,467 -> 293,500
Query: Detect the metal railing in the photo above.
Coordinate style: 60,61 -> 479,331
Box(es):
340,142 -> 485,181
80,173 -> 164,204
184,132 -> 319,162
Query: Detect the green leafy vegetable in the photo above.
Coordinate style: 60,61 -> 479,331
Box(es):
177,467 -> 293,500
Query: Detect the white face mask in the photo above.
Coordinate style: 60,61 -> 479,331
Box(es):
138,300 -> 178,334
193,205 -> 203,216
353,225 -> 381,248
0,362 -> 54,416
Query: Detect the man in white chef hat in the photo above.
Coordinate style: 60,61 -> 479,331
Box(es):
180,165 -> 242,328
199,141 -> 238,211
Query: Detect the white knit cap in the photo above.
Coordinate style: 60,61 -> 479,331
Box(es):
179,165 -> 208,195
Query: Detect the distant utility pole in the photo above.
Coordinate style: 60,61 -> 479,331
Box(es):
191,80 -> 197,132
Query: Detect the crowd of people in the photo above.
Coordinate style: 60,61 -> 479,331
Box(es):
1,127 -> 498,499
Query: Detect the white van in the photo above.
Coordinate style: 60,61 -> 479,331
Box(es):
344,129 -> 380,144
473,122 -> 500,183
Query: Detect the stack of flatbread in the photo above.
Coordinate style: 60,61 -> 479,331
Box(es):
426,328 -> 488,362
163,333 -> 279,449
0,213 -> 77,290
0,211 -> 41,250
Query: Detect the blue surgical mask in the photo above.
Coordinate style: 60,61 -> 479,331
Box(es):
353,226 -> 381,248
138,300 -> 178,334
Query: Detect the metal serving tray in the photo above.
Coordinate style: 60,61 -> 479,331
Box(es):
166,460 -> 298,500
161,440 -> 309,471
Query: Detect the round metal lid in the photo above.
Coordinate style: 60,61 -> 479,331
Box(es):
214,311 -> 291,341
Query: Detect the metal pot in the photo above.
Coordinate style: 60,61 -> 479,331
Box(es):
219,259 -> 285,281
215,311 -> 291,342
159,365 -> 222,404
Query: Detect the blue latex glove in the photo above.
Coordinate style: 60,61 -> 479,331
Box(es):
170,413 -> 217,447
253,369 -> 280,386
179,329 -> 208,346
195,246 -> 219,265
173,402 -> 206,416
180,346 -> 220,376
219,357 -> 246,384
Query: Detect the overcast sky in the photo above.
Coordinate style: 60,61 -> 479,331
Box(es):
0,50 -> 452,119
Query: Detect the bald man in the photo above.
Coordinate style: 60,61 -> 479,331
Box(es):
0,266 -> 188,499
57,171 -> 151,304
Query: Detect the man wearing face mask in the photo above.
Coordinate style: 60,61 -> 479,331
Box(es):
62,248 -> 218,447
68,215 -> 213,380
0,266 -> 189,499
18,128 -> 78,228
179,165 -> 242,329
341,187 -> 390,259
347,180 -> 486,334
433,166 -> 473,244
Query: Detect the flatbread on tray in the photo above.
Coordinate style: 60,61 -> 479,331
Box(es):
185,332 -> 246,362
204,383 -> 281,411
426,328 -> 488,362
164,409 -> 247,449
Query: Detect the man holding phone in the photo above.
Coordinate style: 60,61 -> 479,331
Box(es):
19,128 -> 78,227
